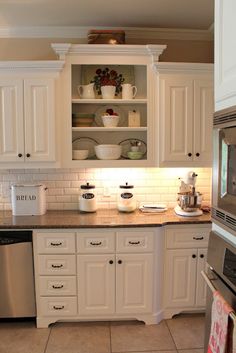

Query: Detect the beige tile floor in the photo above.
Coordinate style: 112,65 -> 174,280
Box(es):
0,314 -> 205,353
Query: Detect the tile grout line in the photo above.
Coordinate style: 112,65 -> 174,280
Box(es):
164,319 -> 179,352
43,324 -> 52,353
109,321 -> 113,353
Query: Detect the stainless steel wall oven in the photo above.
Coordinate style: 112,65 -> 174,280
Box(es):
212,106 -> 236,232
203,226 -> 236,352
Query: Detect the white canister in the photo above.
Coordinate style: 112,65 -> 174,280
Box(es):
79,182 -> 97,213
117,182 -> 136,212
11,184 -> 47,216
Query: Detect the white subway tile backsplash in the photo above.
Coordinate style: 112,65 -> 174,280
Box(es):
0,167 -> 212,211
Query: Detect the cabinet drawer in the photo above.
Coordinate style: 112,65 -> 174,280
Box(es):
35,232 -> 75,254
39,276 -> 77,296
77,232 -> 115,253
38,255 -> 76,275
165,227 -> 210,249
39,297 -> 77,316
116,231 -> 154,253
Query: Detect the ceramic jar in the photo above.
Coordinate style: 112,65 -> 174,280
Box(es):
101,85 -> 116,99
79,182 -> 97,212
117,182 -> 136,212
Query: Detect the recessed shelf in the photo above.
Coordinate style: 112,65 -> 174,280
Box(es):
72,127 -> 147,132
72,98 -> 147,104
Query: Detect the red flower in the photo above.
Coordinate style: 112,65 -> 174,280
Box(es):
91,67 -> 125,96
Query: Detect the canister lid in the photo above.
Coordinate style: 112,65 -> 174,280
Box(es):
81,182 -> 95,190
119,182 -> 134,189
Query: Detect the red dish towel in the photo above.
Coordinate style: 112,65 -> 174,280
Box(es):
208,291 -> 234,353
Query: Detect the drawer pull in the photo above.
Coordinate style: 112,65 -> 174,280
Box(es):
50,242 -> 63,246
193,236 -> 204,240
53,305 -> 65,310
51,264 -> 63,268
90,241 -> 102,246
128,241 -> 141,245
52,284 -> 64,289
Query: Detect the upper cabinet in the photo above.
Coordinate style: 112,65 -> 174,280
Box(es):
52,44 -> 166,168
215,0 -> 236,111
156,63 -> 214,167
0,62 -> 64,168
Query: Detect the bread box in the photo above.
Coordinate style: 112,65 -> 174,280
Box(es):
11,184 -> 47,216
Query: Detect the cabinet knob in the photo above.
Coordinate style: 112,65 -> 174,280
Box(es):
196,153 -> 200,157
26,153 -> 31,158
118,260 -> 122,264
109,260 -> 113,264
192,254 -> 196,258
200,254 -> 205,258
188,153 -> 192,157
18,153 -> 23,158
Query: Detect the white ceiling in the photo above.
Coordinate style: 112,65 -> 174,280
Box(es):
0,0 -> 214,29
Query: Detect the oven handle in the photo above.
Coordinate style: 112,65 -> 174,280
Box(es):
201,270 -> 236,322
201,270 -> 217,293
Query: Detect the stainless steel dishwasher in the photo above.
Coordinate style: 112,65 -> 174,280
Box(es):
0,231 -> 36,318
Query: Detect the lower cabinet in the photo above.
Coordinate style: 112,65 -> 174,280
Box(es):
78,253 -> 153,316
33,228 -> 157,328
163,225 -> 210,319
33,224 -> 211,327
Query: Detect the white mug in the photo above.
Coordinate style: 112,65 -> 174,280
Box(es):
122,84 -> 137,99
77,83 -> 95,99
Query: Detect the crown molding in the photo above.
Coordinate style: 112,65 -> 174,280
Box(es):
51,43 -> 167,62
0,60 -> 65,72
157,62 -> 214,73
0,26 -> 213,41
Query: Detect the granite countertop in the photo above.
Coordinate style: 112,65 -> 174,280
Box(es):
0,208 -> 211,229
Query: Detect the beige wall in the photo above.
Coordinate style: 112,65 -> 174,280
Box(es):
0,37 -> 213,62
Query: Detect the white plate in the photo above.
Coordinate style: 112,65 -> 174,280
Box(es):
72,137 -> 99,158
139,203 -> 167,213
94,105 -> 126,127
119,138 -> 147,159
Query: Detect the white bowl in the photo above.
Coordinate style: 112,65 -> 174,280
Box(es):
101,115 -> 120,127
95,145 -> 122,160
72,149 -> 89,160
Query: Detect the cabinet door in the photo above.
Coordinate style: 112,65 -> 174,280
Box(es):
0,79 -> 25,162
24,79 -> 55,162
193,79 -> 213,163
77,254 -> 115,315
215,0 -> 236,110
164,249 -> 196,308
196,248 -> 208,307
116,253 -> 153,314
159,75 -> 193,163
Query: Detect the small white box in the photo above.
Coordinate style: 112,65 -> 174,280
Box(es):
11,184 -> 47,216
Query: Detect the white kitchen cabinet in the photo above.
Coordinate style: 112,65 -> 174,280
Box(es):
0,61 -> 64,168
33,228 -> 160,328
157,63 -> 213,167
52,43 -> 166,168
215,0 -> 236,111
116,253 -> 153,314
163,225 -> 210,319
78,253 -> 153,316
78,254 -> 115,315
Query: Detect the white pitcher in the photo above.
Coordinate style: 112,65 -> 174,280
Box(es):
122,83 -> 137,99
77,83 -> 95,99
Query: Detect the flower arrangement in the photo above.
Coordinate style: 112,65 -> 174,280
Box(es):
103,108 -> 118,116
91,68 -> 125,96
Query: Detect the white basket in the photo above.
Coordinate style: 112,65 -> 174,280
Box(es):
11,184 -> 47,216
